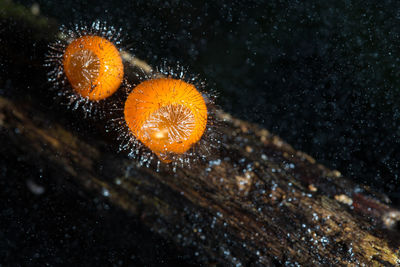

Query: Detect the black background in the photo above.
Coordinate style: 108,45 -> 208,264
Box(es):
2,0 -> 400,265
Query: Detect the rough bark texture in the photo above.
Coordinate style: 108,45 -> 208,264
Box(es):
2,95 -> 400,266
2,2 -> 400,265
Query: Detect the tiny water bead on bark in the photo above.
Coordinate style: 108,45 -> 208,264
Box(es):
124,78 -> 208,163
63,36 -> 124,101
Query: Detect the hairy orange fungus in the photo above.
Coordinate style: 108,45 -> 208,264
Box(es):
124,78 -> 208,162
63,36 -> 123,101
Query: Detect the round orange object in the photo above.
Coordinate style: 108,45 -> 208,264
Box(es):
63,35 -> 123,101
124,78 -> 208,162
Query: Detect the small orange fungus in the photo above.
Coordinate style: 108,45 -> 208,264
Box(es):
63,36 -> 123,101
124,78 -> 208,162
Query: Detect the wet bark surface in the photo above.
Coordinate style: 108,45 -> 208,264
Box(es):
2,94 -> 400,265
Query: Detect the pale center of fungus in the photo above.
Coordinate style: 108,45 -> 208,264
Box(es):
66,49 -> 100,90
140,104 -> 195,146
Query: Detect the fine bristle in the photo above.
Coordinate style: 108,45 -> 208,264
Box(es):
108,63 -> 221,171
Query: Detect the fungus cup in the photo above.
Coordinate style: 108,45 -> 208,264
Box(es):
124,77 -> 208,163
45,21 -> 124,116
62,35 -> 123,101
112,65 -> 220,171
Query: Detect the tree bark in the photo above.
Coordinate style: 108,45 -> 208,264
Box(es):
1,96 -> 400,265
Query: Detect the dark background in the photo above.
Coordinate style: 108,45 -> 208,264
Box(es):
2,0 -> 400,265
13,0 -> 400,199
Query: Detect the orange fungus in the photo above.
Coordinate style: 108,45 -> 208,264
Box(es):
124,78 -> 208,162
63,36 -> 123,101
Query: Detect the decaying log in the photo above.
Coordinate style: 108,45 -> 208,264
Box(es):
2,95 -> 400,265
1,2 -> 400,265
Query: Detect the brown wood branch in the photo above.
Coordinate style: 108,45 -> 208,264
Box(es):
1,96 -> 400,266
